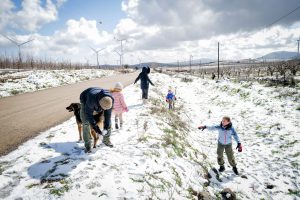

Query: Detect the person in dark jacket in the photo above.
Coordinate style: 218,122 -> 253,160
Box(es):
80,87 -> 114,152
134,66 -> 154,103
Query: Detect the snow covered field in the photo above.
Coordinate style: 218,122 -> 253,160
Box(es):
0,69 -> 117,98
0,73 -> 299,199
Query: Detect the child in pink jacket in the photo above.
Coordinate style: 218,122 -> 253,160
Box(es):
111,82 -> 128,129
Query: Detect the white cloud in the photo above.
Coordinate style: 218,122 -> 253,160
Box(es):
111,0 -> 300,62
0,0 -> 68,33
1,0 -> 300,65
0,0 -> 14,32
13,0 -> 58,32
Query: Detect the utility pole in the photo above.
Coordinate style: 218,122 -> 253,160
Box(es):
2,35 -> 34,71
189,55 -> 193,72
138,57 -> 142,69
218,42 -> 220,79
114,37 -> 126,68
177,60 -> 179,72
297,37 -> 300,56
199,60 -> 201,72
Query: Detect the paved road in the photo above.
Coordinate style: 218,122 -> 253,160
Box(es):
0,72 -> 138,156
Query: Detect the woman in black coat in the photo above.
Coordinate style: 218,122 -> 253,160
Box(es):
134,66 -> 154,102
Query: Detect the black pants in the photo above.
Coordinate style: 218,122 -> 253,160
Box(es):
142,88 -> 149,99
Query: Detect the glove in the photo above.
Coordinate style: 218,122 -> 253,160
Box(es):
124,107 -> 129,112
93,125 -> 102,135
198,125 -> 206,131
166,99 -> 169,102
102,129 -> 110,136
236,143 -> 242,152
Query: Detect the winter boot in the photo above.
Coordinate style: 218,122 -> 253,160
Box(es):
103,137 -> 114,148
219,165 -> 225,172
115,117 -> 119,130
232,167 -> 239,175
84,147 -> 91,153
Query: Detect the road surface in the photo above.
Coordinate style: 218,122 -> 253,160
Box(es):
0,72 -> 138,156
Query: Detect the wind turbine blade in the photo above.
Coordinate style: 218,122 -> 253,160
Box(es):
89,46 -> 97,52
2,35 -> 19,45
97,47 -> 106,53
114,50 -> 121,55
20,38 -> 34,46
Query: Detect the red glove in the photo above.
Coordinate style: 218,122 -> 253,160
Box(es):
198,125 -> 206,131
236,143 -> 242,152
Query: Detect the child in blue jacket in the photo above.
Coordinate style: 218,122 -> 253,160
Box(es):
198,116 -> 242,175
166,88 -> 176,110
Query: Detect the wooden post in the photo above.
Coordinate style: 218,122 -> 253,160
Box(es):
218,42 -> 220,79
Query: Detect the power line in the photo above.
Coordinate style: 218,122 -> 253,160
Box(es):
266,5 -> 300,28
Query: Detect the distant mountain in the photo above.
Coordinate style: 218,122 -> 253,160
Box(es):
257,51 -> 298,61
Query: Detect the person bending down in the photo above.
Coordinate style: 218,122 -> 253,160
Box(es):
80,87 -> 114,153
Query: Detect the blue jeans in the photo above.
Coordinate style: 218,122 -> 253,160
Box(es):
80,102 -> 91,149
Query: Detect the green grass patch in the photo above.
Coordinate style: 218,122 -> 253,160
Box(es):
162,128 -> 185,157
291,161 -> 299,168
49,184 -> 70,196
288,189 -> 300,195
10,90 -> 21,95
171,167 -> 182,187
0,165 -> 5,175
271,150 -> 280,154
48,179 -> 71,197
26,183 -> 40,189
130,177 -> 144,183
280,140 -> 298,149
181,77 -> 193,82
292,152 -> 300,157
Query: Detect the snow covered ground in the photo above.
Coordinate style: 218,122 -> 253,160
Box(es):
0,73 -> 299,199
0,69 -> 117,98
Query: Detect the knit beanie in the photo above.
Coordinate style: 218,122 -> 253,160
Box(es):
99,96 -> 113,110
114,82 -> 123,90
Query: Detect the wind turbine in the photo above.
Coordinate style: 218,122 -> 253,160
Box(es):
114,36 -> 127,68
2,34 -> 34,70
114,50 -> 122,68
89,46 -> 106,69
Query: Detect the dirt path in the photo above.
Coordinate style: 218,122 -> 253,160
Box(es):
0,72 -> 138,156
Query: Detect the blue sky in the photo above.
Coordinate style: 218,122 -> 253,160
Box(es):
12,0 -> 126,35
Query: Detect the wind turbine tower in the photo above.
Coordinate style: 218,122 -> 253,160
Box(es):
89,46 -> 106,69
